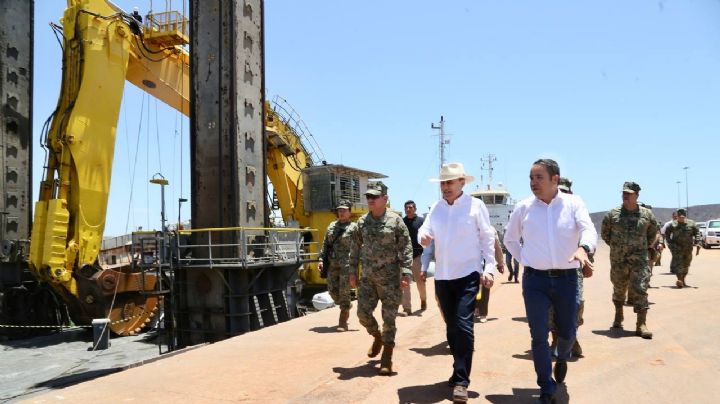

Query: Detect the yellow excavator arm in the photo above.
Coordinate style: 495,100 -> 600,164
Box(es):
29,0 -> 367,330
29,0 -> 189,331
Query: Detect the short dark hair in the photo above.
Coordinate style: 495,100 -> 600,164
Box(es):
404,200 -> 416,208
533,158 -> 560,178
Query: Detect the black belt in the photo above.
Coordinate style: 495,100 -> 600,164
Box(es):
525,267 -> 575,277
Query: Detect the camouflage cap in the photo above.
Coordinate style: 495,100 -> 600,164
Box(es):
365,181 -> 387,196
622,181 -> 641,194
676,208 -> 687,216
558,177 -> 573,193
336,199 -> 352,210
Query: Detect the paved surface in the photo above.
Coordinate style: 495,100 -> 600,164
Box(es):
13,243 -> 720,403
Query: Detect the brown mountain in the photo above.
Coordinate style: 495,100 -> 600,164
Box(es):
590,203 -> 720,232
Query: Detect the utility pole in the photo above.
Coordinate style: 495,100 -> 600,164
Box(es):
683,166 -> 689,216
480,154 -> 497,190
431,116 -> 450,171
676,181 -> 682,209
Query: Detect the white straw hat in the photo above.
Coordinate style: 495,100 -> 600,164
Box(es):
430,163 -> 475,183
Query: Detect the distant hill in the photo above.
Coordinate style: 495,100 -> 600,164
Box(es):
590,204 -> 720,232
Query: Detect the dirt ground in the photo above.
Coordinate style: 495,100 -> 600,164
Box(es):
26,243 -> 720,403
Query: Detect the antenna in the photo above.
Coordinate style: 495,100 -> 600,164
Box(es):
480,154 -> 497,190
431,116 -> 451,171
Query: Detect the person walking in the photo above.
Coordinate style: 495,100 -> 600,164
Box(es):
664,208 -> 700,288
504,159 -> 596,404
318,199 -> 359,332
475,231 -> 505,323
350,181 -> 413,375
601,182 -> 658,339
661,211 -> 678,273
400,200 -> 426,315
418,163 -> 497,403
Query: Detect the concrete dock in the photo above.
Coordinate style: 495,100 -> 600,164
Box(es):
21,243 -> 720,403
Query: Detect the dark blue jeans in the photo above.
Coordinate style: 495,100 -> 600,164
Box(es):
435,271 -> 480,387
522,268 -> 579,396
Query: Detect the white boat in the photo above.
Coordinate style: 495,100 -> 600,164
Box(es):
469,154 -> 514,235
470,183 -> 515,235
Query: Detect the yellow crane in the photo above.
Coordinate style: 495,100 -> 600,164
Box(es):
29,0 -> 383,335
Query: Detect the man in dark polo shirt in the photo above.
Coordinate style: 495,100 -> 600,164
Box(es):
400,200 -> 427,315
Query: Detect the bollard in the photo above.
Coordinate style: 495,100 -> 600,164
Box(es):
92,318 -> 111,350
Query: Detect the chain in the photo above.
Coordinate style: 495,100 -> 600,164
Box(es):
0,311 -> 147,329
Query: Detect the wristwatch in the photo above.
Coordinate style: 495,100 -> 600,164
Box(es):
580,244 -> 591,254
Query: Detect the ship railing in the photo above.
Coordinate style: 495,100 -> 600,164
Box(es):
173,226 -> 318,269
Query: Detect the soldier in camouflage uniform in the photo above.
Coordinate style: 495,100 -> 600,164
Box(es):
601,181 -> 658,339
626,203 -> 661,305
664,208 -> 700,288
349,181 -> 413,376
318,199 -> 359,332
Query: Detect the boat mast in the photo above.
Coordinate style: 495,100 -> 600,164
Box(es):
431,116 -> 450,171
480,154 -> 497,190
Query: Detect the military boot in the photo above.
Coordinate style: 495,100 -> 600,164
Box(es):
337,308 -> 350,332
379,344 -> 394,375
635,310 -> 653,339
676,275 -> 683,288
612,300 -> 624,328
367,331 -> 383,357
571,339 -> 583,358
681,274 -> 688,287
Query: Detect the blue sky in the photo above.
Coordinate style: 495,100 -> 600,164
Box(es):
34,1 -> 720,236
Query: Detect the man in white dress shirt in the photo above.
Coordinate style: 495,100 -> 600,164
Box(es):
418,163 -> 497,403
504,159 -> 597,404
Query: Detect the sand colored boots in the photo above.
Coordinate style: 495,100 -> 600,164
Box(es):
636,309 -> 653,339
337,308 -> 350,332
612,300 -> 624,328
367,331 -> 383,357
379,345 -> 393,375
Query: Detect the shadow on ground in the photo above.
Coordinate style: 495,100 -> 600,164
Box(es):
512,349 -> 533,361
511,317 -> 528,323
333,360 -> 383,380
486,385 -> 570,404
308,326 -> 358,334
397,381 -> 479,404
410,341 -> 450,357
592,328 -> 637,339
34,368 -> 120,390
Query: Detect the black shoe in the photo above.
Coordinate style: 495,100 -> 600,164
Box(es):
554,360 -> 567,384
537,393 -> 555,404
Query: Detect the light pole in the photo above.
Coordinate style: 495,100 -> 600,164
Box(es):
683,166 -> 689,216
149,173 -> 169,232
178,197 -> 188,229
676,180 -> 682,209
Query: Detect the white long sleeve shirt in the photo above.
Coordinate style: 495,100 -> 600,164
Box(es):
417,192 -> 497,280
504,191 -> 597,270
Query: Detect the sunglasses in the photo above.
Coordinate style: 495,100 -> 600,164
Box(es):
366,195 -> 381,200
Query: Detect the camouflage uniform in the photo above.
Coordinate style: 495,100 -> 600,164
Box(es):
664,220 -> 699,276
350,210 -> 413,347
601,205 -> 658,312
319,220 -> 359,310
